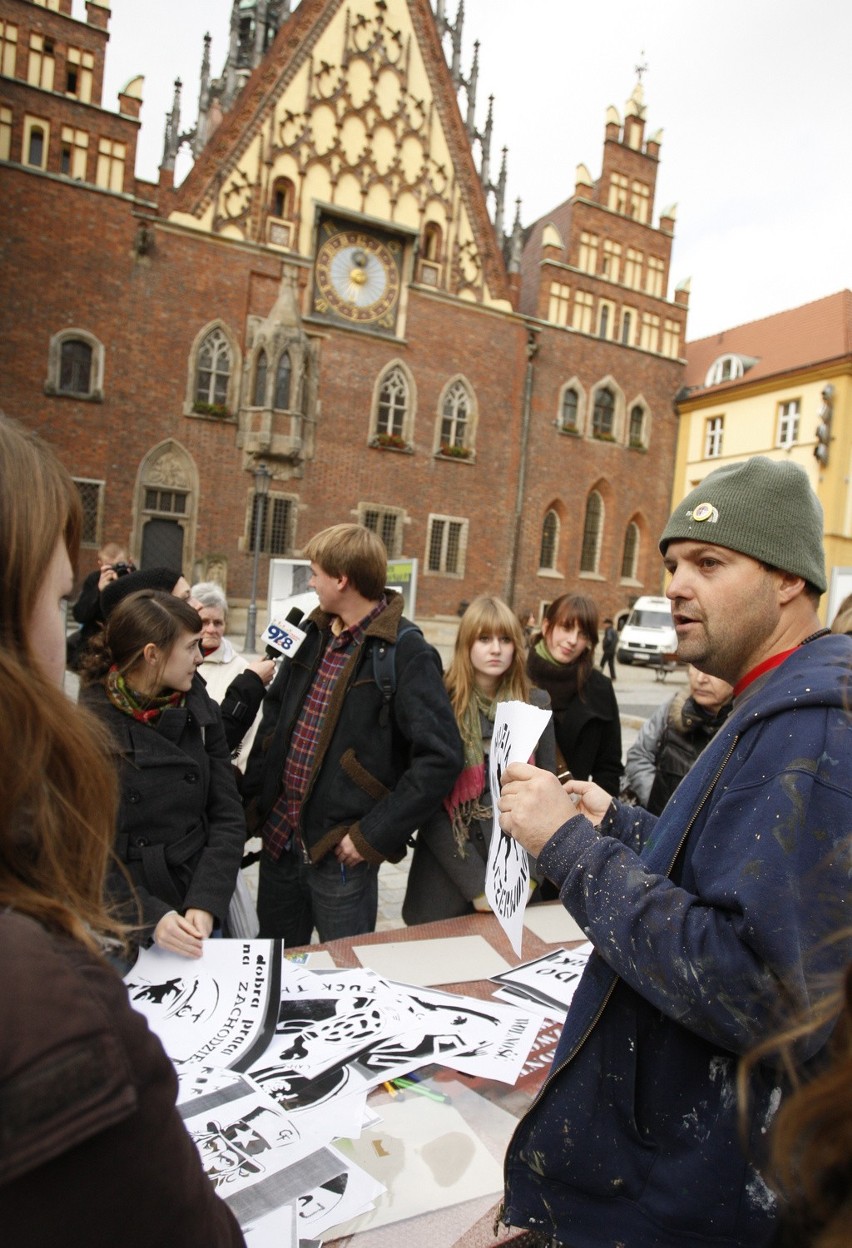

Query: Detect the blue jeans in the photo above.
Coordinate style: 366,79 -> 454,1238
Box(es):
257,846 -> 379,945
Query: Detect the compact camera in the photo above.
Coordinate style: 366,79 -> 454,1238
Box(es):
111,562 -> 135,577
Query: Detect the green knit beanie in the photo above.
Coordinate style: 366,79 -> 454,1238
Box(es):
659,457 -> 826,593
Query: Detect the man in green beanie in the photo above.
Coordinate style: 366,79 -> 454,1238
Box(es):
497,457 -> 851,1248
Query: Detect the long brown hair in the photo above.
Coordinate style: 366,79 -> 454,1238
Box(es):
539,592 -> 599,694
446,595 -> 531,720
0,416 -> 125,953
739,950 -> 852,1247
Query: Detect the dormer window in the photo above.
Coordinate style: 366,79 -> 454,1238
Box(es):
705,354 -> 745,387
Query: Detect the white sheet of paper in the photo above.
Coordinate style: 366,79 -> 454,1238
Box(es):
387,982 -> 540,1085
491,987 -> 565,1021
485,701 -> 552,956
490,943 -> 593,1016
327,1088 -> 504,1238
243,1204 -> 296,1248
295,1145 -> 386,1239
124,940 -> 279,1067
180,1085 -> 316,1197
353,935 -> 511,987
523,901 -> 587,944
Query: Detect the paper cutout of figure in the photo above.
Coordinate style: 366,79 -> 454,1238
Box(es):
485,702 -> 551,956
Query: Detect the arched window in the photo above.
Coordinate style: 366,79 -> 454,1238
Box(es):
423,222 -> 442,260
621,521 -> 639,579
271,176 -> 295,219
376,367 -> 409,439
195,328 -> 231,407
629,404 -> 645,447
580,491 -> 603,574
561,387 -> 579,432
621,311 -> 633,345
539,510 -> 559,570
592,388 -> 615,438
705,354 -> 745,387
252,350 -> 268,407
59,338 -> 93,395
274,353 -> 291,410
46,329 -> 104,400
440,380 -> 470,451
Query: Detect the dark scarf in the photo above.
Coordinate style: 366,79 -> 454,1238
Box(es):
526,641 -> 586,710
105,666 -> 185,724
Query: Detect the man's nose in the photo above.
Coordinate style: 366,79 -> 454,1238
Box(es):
666,569 -> 688,600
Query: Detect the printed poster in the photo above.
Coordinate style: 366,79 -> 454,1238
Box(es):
485,700 -> 552,955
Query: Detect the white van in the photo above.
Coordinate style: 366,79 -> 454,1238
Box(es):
616,596 -> 678,666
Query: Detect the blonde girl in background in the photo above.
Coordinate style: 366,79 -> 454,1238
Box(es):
402,595 -> 556,925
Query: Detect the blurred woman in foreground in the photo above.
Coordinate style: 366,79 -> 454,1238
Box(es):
740,950 -> 852,1247
0,415 -> 244,1245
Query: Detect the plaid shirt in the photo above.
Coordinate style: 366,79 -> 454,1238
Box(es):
262,599 -> 387,860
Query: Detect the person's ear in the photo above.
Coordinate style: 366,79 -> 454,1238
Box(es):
777,572 -> 807,604
142,641 -> 160,666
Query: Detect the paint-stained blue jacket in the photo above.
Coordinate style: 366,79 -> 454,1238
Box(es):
504,635 -> 852,1248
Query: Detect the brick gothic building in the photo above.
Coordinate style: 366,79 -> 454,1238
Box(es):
0,0 -> 689,626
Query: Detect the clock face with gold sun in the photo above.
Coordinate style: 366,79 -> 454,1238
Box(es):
313,223 -> 402,332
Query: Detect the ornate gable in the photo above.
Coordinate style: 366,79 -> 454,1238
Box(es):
168,0 -> 509,308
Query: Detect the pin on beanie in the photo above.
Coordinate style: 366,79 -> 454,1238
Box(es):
659,457 -> 826,593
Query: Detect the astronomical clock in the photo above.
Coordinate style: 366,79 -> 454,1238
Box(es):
312,217 -> 403,335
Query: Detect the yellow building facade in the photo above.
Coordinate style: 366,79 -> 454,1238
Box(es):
674,291 -> 852,620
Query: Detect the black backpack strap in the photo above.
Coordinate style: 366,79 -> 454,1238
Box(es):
372,623 -> 423,727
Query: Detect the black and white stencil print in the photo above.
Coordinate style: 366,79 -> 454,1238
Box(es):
485,701 -> 552,955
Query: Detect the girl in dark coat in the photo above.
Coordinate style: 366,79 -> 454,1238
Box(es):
526,591 -> 622,795
80,590 -> 246,958
402,595 -> 556,925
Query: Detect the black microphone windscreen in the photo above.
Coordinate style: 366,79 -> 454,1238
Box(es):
285,606 -> 304,625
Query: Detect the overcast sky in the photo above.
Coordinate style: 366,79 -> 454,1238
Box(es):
97,0 -> 852,341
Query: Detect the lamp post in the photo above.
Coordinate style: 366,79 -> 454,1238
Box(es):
244,462 -> 271,654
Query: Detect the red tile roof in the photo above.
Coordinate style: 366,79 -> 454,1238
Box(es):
684,290 -> 852,392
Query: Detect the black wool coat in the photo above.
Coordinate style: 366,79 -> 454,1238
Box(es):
242,591 -> 463,865
526,651 -> 622,795
81,675 -> 246,939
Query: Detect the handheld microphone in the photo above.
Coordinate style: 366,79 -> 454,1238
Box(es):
262,606 -> 306,660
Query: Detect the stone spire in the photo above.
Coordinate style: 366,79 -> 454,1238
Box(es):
508,199 -> 524,273
464,39 -> 479,138
493,145 -> 507,240
161,78 -> 182,170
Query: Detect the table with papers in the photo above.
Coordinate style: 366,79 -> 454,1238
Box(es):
125,904 -> 590,1248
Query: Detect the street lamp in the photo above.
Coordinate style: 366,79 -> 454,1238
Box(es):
244,462 -> 271,654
